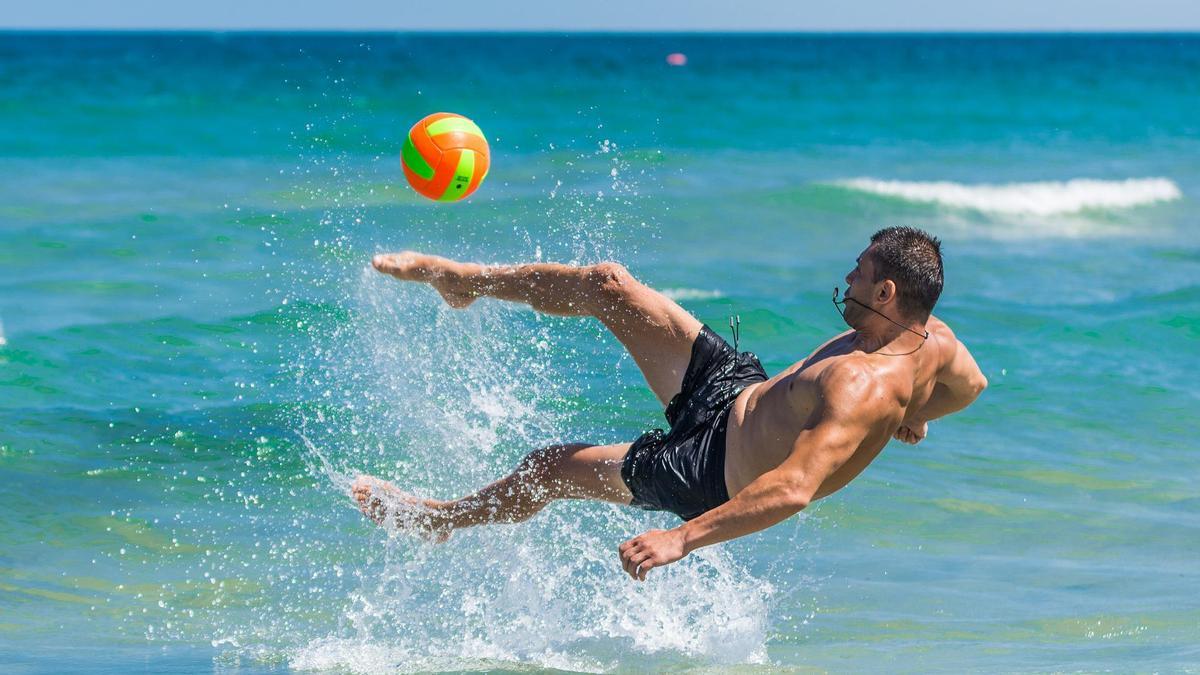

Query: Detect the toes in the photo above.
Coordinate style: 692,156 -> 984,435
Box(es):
373,254 -> 405,274
371,253 -> 402,272
371,252 -> 426,278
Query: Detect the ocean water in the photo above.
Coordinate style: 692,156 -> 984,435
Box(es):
1,32 -> 1198,672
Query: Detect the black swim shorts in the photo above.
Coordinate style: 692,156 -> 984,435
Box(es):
620,324 -> 769,521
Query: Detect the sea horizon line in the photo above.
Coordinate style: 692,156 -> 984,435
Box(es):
2,28 -> 1199,36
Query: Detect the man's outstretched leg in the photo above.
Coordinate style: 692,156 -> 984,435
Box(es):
351,442 -> 632,538
372,252 -> 702,406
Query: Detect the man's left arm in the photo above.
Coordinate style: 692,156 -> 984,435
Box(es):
618,364 -> 881,580
895,323 -> 988,444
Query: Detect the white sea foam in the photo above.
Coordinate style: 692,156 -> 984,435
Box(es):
661,287 -> 724,301
0,317 -> 6,347
834,177 -> 1182,215
290,637 -> 608,674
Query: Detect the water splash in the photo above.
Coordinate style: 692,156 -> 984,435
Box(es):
283,264 -> 774,671
298,433 -> 354,495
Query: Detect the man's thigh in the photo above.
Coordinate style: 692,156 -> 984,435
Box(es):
593,270 -> 703,406
542,442 -> 634,505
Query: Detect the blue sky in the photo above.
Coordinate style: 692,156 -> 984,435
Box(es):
3,0 -> 1198,31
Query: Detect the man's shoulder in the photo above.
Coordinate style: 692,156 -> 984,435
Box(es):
813,355 -> 892,407
925,315 -> 963,371
926,314 -> 959,348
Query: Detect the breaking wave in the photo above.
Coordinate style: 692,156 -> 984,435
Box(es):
833,177 -> 1182,215
661,288 -> 724,301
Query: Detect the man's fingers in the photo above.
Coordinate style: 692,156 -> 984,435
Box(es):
620,532 -> 672,581
622,546 -> 653,580
621,549 -> 637,578
627,550 -> 656,581
637,562 -> 652,581
620,537 -> 647,557
631,555 -> 652,581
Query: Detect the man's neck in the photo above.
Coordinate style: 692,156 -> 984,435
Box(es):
851,319 -> 925,355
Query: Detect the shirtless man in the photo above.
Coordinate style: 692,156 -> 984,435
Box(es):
352,226 -> 987,581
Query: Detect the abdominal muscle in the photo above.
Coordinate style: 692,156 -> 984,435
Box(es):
723,378 -> 806,498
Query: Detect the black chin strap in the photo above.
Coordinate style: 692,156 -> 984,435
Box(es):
832,287 -> 930,341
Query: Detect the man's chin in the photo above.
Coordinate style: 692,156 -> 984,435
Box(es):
840,307 -> 861,329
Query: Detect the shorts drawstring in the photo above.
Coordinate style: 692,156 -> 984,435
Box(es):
727,314 -> 741,398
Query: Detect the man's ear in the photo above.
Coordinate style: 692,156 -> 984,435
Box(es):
877,279 -> 897,306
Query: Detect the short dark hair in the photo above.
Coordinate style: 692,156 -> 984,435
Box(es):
867,226 -> 943,319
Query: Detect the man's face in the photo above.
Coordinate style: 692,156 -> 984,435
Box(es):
840,246 -> 877,328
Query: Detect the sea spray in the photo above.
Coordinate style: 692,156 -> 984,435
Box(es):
285,263 -> 775,671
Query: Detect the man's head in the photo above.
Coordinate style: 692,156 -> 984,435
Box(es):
842,226 -> 943,328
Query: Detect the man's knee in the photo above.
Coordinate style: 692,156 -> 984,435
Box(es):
517,443 -> 568,479
587,261 -> 632,291
585,262 -> 635,312
516,444 -> 584,498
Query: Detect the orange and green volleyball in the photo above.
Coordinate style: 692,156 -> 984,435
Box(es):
401,112 -> 490,202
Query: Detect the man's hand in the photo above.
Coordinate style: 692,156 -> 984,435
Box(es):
618,528 -> 688,581
894,420 -> 927,444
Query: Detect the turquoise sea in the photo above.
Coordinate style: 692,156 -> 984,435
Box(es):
1,33 -> 1198,672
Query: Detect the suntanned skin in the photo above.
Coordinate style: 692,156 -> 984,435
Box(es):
352,245 -> 987,581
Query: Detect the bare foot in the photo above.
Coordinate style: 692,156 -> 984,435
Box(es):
371,251 -> 479,309
351,474 -> 452,542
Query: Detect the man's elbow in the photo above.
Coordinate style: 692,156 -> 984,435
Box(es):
782,486 -> 812,513
970,374 -> 988,398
